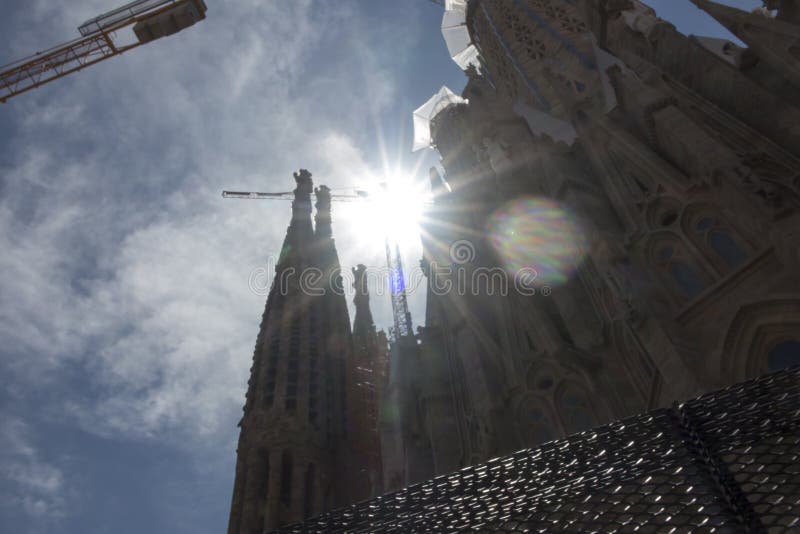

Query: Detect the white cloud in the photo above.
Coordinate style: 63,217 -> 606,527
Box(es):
0,0 -> 424,451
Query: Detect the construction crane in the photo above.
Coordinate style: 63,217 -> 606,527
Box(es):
222,187 -> 416,341
0,0 -> 208,103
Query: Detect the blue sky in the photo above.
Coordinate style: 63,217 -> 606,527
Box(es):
0,1 -> 761,533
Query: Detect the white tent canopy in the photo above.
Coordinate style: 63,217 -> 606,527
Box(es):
441,1 -> 481,71
442,10 -> 470,55
445,0 -> 468,11
412,86 -> 467,151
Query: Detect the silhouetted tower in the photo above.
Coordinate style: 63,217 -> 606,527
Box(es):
227,170 -> 352,533
348,264 -> 388,499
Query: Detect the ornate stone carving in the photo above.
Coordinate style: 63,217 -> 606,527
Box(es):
737,154 -> 800,214
620,0 -> 673,42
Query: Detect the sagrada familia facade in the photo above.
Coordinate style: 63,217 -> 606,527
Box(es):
227,0 -> 800,531
226,172 -> 388,532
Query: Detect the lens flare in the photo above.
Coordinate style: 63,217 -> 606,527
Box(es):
487,197 -> 588,287
345,171 -> 429,252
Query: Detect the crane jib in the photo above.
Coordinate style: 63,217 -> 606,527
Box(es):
221,191 -> 367,202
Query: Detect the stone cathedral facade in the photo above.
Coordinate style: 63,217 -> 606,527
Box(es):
226,171 -> 386,533
228,0 -> 800,529
388,0 -> 800,489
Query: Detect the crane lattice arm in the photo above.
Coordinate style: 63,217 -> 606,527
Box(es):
222,190 -> 369,202
0,0 -> 207,103
385,241 -> 414,340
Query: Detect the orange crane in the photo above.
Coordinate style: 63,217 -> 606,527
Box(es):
0,0 -> 449,104
0,0 -> 208,103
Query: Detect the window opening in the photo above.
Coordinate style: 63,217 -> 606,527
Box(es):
280,451 -> 292,505
767,340 -> 800,372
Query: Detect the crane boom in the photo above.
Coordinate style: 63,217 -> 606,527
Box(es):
222,190 -> 370,202
222,191 -> 294,200
0,0 -> 207,103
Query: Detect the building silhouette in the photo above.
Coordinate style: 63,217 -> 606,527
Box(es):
229,0 -> 800,529
226,171 -> 386,533
349,264 -> 389,497
385,0 -> 800,488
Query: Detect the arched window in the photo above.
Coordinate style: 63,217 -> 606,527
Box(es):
280,450 -> 293,506
709,230 -> 747,268
767,340 -> 800,373
684,210 -> 749,275
695,215 -> 747,269
557,384 -> 596,435
303,464 -> 316,519
669,261 -> 706,298
517,396 -> 556,446
652,240 -> 708,300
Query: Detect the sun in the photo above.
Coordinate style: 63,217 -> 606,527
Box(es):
345,171 -> 430,252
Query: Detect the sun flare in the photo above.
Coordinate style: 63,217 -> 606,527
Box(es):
344,171 -> 430,252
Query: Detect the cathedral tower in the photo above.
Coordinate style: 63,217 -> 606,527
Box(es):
227,170 -> 355,533
347,264 -> 388,499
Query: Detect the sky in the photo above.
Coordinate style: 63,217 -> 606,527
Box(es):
0,1 -> 762,533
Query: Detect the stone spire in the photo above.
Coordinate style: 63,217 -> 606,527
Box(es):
352,264 -> 375,338
314,185 -> 332,239
274,169 -> 314,271
312,184 -> 344,296
291,169 -> 314,221
691,0 -> 800,88
347,263 -> 386,499
227,170 -> 353,534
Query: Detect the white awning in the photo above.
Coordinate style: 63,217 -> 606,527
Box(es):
441,2 -> 481,71
445,0 -> 468,11
412,86 -> 467,151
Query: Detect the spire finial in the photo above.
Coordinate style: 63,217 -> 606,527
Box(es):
291,169 -> 313,220
314,185 -> 331,212
293,169 -> 313,193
